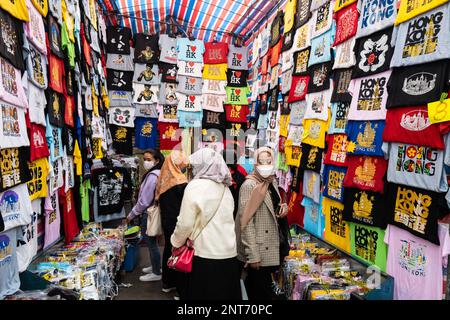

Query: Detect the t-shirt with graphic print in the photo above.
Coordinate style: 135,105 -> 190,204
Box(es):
45,116 -> 63,162
16,199 -> 40,272
346,120 -> 385,156
333,3 -> 359,46
108,106 -> 135,128
106,26 -> 132,54
134,117 -> 158,150
329,101 -> 350,134
324,134 -> 349,167
395,0 -> 448,26
300,143 -> 323,173
177,110 -> 203,128
288,75 -> 310,102
201,94 -> 226,113
0,147 -> 31,192
0,183 -> 33,231
302,196 -> 325,238
343,188 -> 388,228
0,227 -> 22,299
133,83 -> 159,105
270,12 -> 284,47
225,86 -> 250,105
295,0 -> 312,28
107,52 -> 135,72
108,90 -> 133,107
323,195 -> 351,252
356,0 -> 397,38
343,155 -> 387,192
177,38 -> 205,63
304,89 -> 331,121
302,117 -> 329,148
47,90 -> 65,128
159,62 -> 178,83
110,124 -> 133,155
202,79 -> 227,95
27,157 -> 49,200
226,69 -> 248,87
350,223 -> 387,272
202,109 -> 226,130
331,68 -> 353,103
43,189 -> 60,249
177,60 -> 203,78
134,33 -> 159,64
0,8 -> 24,70
0,100 -> 29,149
203,42 -> 228,64
333,37 -> 357,70
157,104 -> 178,123
323,164 -> 347,203
0,58 -> 28,108
178,93 -> 202,112
308,30 -> 333,67
158,82 -> 178,105
203,63 -> 227,81
293,48 -> 311,76
177,76 -> 203,95
311,1 -> 334,39
132,63 -> 160,85
25,0 -> 46,55
307,62 -> 332,93
228,45 -> 248,70
47,13 -> 63,59
159,34 -> 178,64
106,69 -> 133,92
27,83 -> 46,126
292,23 -> 311,52
225,104 -> 249,123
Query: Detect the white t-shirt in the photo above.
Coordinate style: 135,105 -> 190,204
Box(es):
202,79 -> 227,95
109,106 -> 136,128
177,60 -> 203,77
133,83 -> 159,105
0,100 -> 30,148
292,24 -> 311,52
202,94 -> 226,112
304,89 -> 332,121
49,158 -> 64,193
17,199 -> 40,272
159,34 -> 178,64
310,1 -> 334,39
27,82 -> 47,126
178,94 -> 203,112
0,184 -> 33,232
25,0 -> 47,55
333,37 -> 356,69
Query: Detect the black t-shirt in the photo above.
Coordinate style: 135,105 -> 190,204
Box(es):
83,18 -> 92,44
268,87 -> 279,111
227,69 -> 248,87
0,147 -> 31,192
259,94 -> 268,115
331,68 -> 353,103
226,122 -> 248,141
353,27 -> 394,79
293,48 -> 310,76
387,60 -> 449,108
47,90 -> 65,128
48,14 -> 64,59
202,127 -> 225,143
202,110 -> 227,130
295,0 -> 312,28
281,95 -> 291,115
134,33 -> 160,64
290,166 -> 304,193
0,9 -> 24,70
0,212 -> 4,232
106,69 -> 133,91
66,68 -> 74,96
307,61 -> 332,93
343,188 -> 387,228
281,28 -> 295,52
270,12 -> 284,48
386,183 -> 448,245
62,127 -> 75,155
300,143 -> 323,173
159,62 -> 178,83
92,166 -> 131,216
106,26 -> 132,54
110,124 -> 134,155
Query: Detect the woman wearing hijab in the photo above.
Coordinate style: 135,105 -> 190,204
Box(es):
235,147 -> 288,300
155,150 -> 189,298
171,148 -> 241,300
127,150 -> 165,282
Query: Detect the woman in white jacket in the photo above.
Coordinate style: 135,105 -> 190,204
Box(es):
171,148 -> 241,300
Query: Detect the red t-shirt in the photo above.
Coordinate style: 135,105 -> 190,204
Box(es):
225,104 -> 249,123
383,106 -> 445,149
288,75 -> 310,102
59,187 -> 80,244
333,3 -> 359,47
204,42 -> 229,64
288,190 -> 305,227
48,54 -> 65,94
343,155 -> 387,193
324,134 -> 349,167
81,24 -> 92,67
269,38 -> 283,67
261,54 -> 269,75
158,122 -> 182,150
28,119 -> 50,162
64,94 -> 75,127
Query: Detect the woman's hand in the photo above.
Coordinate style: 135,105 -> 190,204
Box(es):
277,203 -> 288,218
244,262 -> 261,270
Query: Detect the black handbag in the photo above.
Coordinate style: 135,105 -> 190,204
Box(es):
277,216 -> 291,263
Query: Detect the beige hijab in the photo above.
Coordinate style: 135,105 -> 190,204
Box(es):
155,150 -> 188,200
240,147 -> 275,228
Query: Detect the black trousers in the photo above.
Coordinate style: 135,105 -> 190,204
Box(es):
245,266 -> 278,300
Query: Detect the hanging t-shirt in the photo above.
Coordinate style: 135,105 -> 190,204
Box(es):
323,164 -> 347,202
391,3 -> 450,68
45,116 -> 63,162
302,118 -> 329,148
350,223 -> 387,271
228,45 -> 248,70
178,93 -> 202,112
58,187 -> 79,243
47,14 -> 63,58
110,124 -> 133,155
133,83 -> 159,105
282,30 -> 295,53
348,70 -> 391,120
158,62 -> 178,83
224,104 -> 249,123
29,122 -> 49,161
225,86 -> 249,105
285,144 -> 302,167
296,0 -> 312,28
157,104 -> 178,123
383,106 -> 444,149
307,63 -> 332,93
159,82 -> 178,105
134,117 -> 158,150
323,196 -> 351,252
333,3 -> 359,46
0,227 -> 21,299
177,38 -> 205,63
0,183 -> 33,231
302,196 -> 324,238
0,9 -> 24,70
0,100 -> 29,148
386,183 -> 448,245
387,142 -> 447,192
61,127 -> 74,156
43,189 -> 60,249
303,170 -> 321,203
269,39 -> 283,67
343,188 -> 387,228
159,34 -> 178,64
0,147 -> 31,192
346,120 -> 385,156
25,0 -> 46,55
288,75 -> 310,102
135,103 -> 158,118
329,102 -> 350,134
109,106 -> 135,128
177,60 -> 203,78
283,0 -> 297,33
395,0 -> 448,25
203,41 -> 228,65
386,60 -> 448,108
107,69 -> 133,92
344,155 -> 387,192
226,69 -> 248,88
106,26 -> 132,54
384,224 -> 450,300
289,101 -> 306,126
331,69 -> 353,104
133,63 -> 160,85
108,90 -> 133,107
281,69 -> 293,95
293,48 -> 311,76
270,12 -> 283,48
292,23 -> 311,52
158,122 -> 182,150
324,134 -> 349,167
178,110 -> 203,128
63,94 -> 74,128
357,0 -> 397,38
26,44 -> 47,89
304,89 -> 331,121
333,37 -> 356,70
47,90 -> 65,127
16,199 -> 40,272
134,33 -> 159,64
309,30 -> 333,67
299,143 -> 322,173
202,63 -> 227,81
27,157 -> 49,201
177,76 -> 203,95
0,58 -> 28,108
311,1 -> 334,39
202,79 -> 227,95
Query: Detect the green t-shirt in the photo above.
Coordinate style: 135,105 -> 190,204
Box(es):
225,86 -> 250,105
80,178 -> 91,223
350,223 -> 387,272
61,22 -> 75,68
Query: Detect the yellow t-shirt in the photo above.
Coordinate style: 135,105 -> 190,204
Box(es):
279,114 -> 290,137
32,0 -> 48,17
202,63 -> 227,80
0,0 -> 29,21
73,140 -> 82,176
61,0 -> 75,43
93,138 -> 103,159
302,118 -> 329,148
27,158 -> 49,200
285,144 -> 302,167
334,0 -> 357,12
284,0 -> 296,33
322,196 -> 351,253
92,84 -> 99,116
89,0 -> 98,31
395,0 -> 449,25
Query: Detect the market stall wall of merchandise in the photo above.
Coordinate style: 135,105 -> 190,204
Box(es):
0,0 -> 450,300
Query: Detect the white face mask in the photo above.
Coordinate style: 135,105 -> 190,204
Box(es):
143,160 -> 155,171
256,165 -> 274,178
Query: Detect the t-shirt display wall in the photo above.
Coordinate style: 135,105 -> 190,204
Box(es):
247,0 -> 450,300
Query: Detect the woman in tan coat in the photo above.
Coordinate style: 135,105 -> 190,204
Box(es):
235,147 -> 288,300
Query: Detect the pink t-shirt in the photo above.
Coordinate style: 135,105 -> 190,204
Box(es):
384,224 -> 450,300
0,58 -> 29,108
347,69 -> 391,121
43,190 -> 61,249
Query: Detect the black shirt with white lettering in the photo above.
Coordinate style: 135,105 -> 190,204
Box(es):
331,68 -> 353,103
307,61 -> 332,93
106,69 -> 133,91
202,110 -> 226,130
0,8 -> 24,70
226,69 -> 248,87
159,62 -> 178,83
106,26 -> 132,54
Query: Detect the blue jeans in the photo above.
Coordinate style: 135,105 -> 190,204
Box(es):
141,213 -> 161,275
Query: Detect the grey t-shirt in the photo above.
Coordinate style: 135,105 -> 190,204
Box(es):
227,45 -> 248,70
159,34 -> 178,64
107,51 -> 135,71
177,75 -> 203,95
108,90 -> 133,107
303,170 -> 321,204
0,227 -> 21,299
159,82 -> 179,105
133,63 -> 160,85
289,100 -> 307,125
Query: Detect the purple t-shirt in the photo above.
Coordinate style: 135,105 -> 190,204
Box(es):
43,190 -> 60,249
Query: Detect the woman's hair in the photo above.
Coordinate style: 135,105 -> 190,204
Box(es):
141,149 -> 165,182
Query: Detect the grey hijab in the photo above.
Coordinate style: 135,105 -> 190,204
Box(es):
189,148 -> 232,186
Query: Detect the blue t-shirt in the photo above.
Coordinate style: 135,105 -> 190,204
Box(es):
346,120 -> 385,156
308,28 -> 334,67
302,196 -> 324,238
329,102 -> 350,134
45,115 -> 63,162
134,117 -> 158,150
177,110 -> 203,128
177,38 -> 205,63
238,156 -> 254,174
322,165 -> 347,203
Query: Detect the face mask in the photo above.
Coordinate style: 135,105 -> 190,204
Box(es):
143,160 -> 155,171
256,165 -> 274,178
